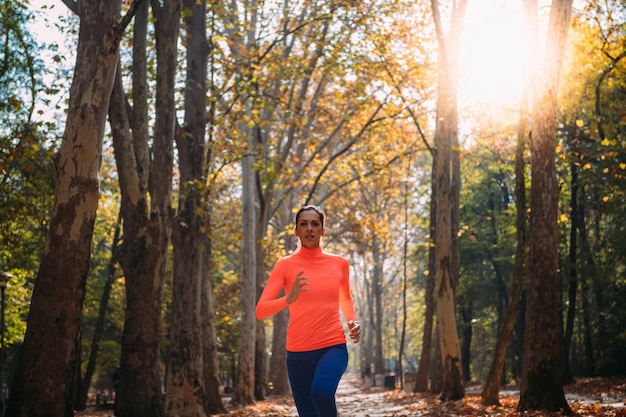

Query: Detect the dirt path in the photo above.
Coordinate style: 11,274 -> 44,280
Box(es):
335,375 -> 412,417
213,374 -> 413,417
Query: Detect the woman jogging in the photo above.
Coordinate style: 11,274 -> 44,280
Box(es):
256,204 -> 361,417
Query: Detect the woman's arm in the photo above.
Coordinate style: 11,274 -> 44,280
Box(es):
255,268 -> 289,319
338,258 -> 357,322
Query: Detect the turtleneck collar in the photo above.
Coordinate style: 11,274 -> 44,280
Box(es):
296,246 -> 323,257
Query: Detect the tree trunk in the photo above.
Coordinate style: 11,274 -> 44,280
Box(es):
232,147 -> 257,405
430,326 -> 443,394
519,0 -> 573,413
398,181 -> 409,390
579,269 -> 594,376
76,213 -> 122,410
110,0 -> 181,415
482,78 -> 529,407
255,204 -> 268,400
6,2 -> 122,416
577,191 -> 596,376
372,234 -> 385,375
414,156 -> 436,393
520,91 -> 572,414
166,0 -> 210,414
431,0 -> 466,402
201,239 -> 227,413
459,304 -> 472,382
266,216 -> 295,396
268,308 -> 290,395
202,5 -> 227,412
168,224 -> 208,417
561,157 -> 578,384
110,65 -> 168,417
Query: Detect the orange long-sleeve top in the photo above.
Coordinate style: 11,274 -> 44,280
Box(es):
255,246 -> 357,352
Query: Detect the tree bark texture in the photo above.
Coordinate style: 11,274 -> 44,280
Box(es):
6,1 -> 122,416
519,0 -> 573,412
166,0 -> 215,414
519,89 -> 572,413
109,66 -> 167,417
109,0 -> 182,415
168,227 -> 207,417
434,112 -> 464,400
430,327 -> 443,393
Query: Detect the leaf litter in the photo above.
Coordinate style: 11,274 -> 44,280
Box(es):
76,375 -> 625,417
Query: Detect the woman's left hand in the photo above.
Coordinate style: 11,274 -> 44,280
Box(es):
348,320 -> 361,344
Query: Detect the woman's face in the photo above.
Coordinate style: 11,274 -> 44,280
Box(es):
295,210 -> 325,249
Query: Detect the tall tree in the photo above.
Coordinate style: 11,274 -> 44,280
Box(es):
108,0 -> 181,415
166,0 -> 225,414
430,0 -> 466,401
518,0 -> 573,413
5,1 -> 133,415
218,0 -> 260,403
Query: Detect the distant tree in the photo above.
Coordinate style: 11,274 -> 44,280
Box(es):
75,212 -> 122,410
482,93 -> 529,405
0,1 -> 54,274
5,0 -> 136,416
232,127 -> 257,405
266,212 -> 295,395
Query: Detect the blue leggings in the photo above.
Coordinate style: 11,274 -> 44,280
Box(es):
287,344 -> 348,417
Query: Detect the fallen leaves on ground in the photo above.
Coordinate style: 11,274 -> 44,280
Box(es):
383,390 -> 626,416
75,376 -> 626,417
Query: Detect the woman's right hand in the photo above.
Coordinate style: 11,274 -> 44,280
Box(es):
286,271 -> 308,304
348,320 -> 361,343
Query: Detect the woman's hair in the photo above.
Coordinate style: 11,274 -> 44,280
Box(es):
295,205 -> 326,227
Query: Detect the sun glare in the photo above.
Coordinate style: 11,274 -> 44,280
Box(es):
458,2 -> 529,108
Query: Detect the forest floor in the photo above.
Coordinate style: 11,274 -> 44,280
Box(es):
76,374 -> 626,417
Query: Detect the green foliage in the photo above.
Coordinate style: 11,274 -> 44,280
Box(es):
0,0 -> 45,129
456,131 -> 519,382
0,1 -> 56,358
557,3 -> 626,376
